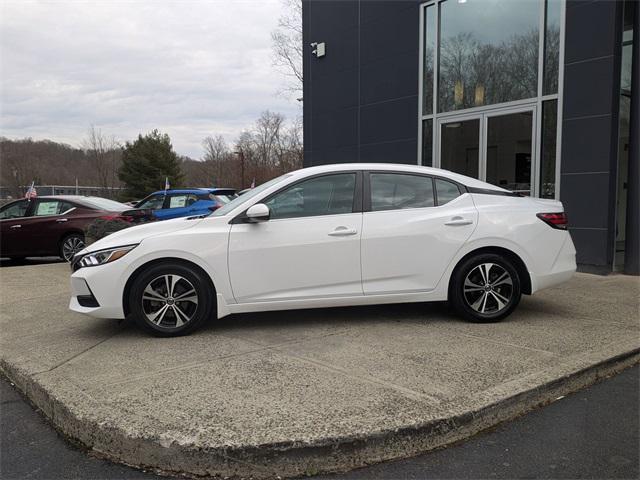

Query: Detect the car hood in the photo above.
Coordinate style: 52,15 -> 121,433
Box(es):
80,216 -> 204,254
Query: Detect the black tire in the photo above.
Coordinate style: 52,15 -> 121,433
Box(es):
129,262 -> 214,337
450,253 -> 521,323
59,233 -> 85,262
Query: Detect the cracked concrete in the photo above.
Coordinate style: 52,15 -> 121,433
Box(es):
0,263 -> 639,478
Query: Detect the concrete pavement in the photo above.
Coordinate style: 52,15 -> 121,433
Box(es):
0,263 -> 638,478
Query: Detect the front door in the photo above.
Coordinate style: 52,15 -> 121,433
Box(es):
228,173 -> 363,303
438,106 -> 536,196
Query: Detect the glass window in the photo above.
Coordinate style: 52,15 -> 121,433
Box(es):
265,173 -> 356,220
486,111 -> 534,196
168,194 -> 199,208
438,0 -> 539,112
137,195 -> 165,210
540,100 -> 558,198
440,119 -> 480,178
212,175 -> 291,217
543,0 -> 561,95
79,197 -> 128,212
422,119 -> 433,166
0,200 -> 29,219
34,200 -> 65,216
435,179 -> 462,205
370,174 -> 435,212
422,5 -> 436,115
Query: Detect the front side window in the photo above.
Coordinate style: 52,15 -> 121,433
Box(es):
0,200 -> 29,219
137,195 -> 165,210
265,173 -> 356,220
370,174 -> 435,212
435,179 -> 462,205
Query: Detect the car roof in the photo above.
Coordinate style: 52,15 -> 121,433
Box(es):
147,188 -> 236,196
289,163 -> 508,192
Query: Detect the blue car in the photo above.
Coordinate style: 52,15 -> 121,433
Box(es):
134,188 -> 237,221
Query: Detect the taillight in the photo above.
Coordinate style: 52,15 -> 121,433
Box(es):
537,212 -> 568,230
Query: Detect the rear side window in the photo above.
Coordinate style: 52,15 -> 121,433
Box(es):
435,179 -> 462,205
370,173 -> 435,212
265,173 -> 356,219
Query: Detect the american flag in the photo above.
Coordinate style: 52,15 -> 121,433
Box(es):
164,177 -> 170,191
25,181 -> 37,200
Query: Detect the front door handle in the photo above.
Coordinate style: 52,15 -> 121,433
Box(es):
445,217 -> 473,226
10,224 -> 21,229
56,218 -> 68,223
328,226 -> 358,237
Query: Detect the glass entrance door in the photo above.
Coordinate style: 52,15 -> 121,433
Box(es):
437,107 -> 537,196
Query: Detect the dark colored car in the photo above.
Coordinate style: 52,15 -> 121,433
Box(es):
0,196 -> 132,261
131,188 -> 238,221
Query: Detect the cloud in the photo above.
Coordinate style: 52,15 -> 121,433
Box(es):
0,0 -> 300,158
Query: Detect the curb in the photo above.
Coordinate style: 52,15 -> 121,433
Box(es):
2,349 -> 639,479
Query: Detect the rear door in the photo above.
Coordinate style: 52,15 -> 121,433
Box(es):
361,172 -> 478,294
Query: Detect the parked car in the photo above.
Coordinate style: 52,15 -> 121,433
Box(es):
70,164 -> 576,337
0,196 -> 133,261
131,188 -> 237,221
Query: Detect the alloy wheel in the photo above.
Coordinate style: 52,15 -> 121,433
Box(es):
141,274 -> 199,329
62,236 -> 85,262
463,262 -> 513,314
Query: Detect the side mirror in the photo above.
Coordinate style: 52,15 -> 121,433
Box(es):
245,203 -> 270,222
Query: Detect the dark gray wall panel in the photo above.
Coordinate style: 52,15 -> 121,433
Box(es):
560,172 -> 611,229
360,139 -> 417,164
313,107 -> 358,150
312,145 -> 359,165
564,0 -> 617,63
570,229 -> 610,267
311,68 -> 359,114
561,116 -> 613,173
360,0 -> 416,25
360,51 -> 418,105
360,96 -> 417,145
360,5 -> 419,65
563,56 -> 616,119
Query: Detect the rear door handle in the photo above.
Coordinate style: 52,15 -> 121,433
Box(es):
10,224 -> 21,229
328,226 -> 358,237
445,217 -> 473,226
56,218 -> 68,223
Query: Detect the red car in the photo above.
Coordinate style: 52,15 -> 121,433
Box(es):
0,196 -> 133,262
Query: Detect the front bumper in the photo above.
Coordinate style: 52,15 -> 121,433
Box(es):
69,261 -> 128,319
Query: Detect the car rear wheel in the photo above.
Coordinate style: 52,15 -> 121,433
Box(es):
60,233 -> 85,262
129,263 -> 213,337
450,253 -> 521,323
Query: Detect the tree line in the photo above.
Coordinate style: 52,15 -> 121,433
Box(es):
0,110 -> 303,200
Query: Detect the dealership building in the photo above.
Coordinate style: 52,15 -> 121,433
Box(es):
302,0 -> 638,275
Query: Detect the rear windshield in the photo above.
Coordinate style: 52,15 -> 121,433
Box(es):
78,197 -> 129,211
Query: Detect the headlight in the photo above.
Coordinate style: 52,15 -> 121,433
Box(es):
76,245 -> 137,269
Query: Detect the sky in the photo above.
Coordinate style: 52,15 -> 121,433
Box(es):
0,0 -> 300,158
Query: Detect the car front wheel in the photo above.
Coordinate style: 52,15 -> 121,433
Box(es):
129,262 -> 213,336
450,253 -> 521,323
60,233 -> 85,262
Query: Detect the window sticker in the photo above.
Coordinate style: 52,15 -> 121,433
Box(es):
169,196 -> 187,208
36,201 -> 59,216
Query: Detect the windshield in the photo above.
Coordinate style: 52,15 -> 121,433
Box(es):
79,197 -> 129,212
211,175 -> 291,217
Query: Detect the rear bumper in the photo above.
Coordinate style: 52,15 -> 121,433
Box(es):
531,233 -> 577,293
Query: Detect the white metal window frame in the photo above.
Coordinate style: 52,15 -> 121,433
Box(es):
417,0 -> 566,200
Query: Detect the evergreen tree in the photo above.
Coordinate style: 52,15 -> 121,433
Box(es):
118,130 -> 184,199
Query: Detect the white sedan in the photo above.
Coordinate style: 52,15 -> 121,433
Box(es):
69,164 -> 576,336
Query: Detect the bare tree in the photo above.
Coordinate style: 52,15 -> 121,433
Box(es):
201,134 -> 230,186
271,0 -> 303,98
82,126 -> 121,197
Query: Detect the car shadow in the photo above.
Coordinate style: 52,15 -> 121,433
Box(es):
0,257 -> 65,267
